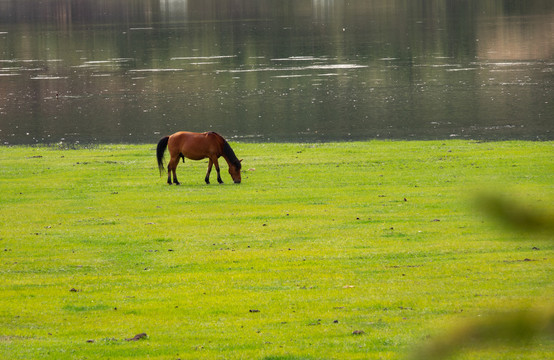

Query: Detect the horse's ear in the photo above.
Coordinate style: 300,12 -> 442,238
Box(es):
240,159 -> 243,162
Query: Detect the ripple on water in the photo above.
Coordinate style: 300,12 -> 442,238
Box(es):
225,64 -> 367,73
128,69 -> 185,73
171,55 -> 237,60
31,75 -> 68,80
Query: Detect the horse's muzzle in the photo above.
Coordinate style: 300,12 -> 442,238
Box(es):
234,180 -> 241,184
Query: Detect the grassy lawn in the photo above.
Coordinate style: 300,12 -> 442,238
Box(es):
0,140 -> 552,359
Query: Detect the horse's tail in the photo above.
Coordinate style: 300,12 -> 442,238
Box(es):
156,136 -> 169,176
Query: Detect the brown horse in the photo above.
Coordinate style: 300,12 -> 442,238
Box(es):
156,131 -> 242,185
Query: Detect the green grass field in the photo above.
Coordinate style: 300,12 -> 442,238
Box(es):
0,141 -> 552,359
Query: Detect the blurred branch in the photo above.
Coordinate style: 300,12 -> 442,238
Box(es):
409,192 -> 553,359
409,309 -> 554,360
477,193 -> 554,233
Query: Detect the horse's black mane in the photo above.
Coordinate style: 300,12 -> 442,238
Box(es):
211,132 -> 241,170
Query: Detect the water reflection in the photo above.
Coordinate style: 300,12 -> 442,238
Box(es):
0,0 -> 552,144
160,0 -> 189,20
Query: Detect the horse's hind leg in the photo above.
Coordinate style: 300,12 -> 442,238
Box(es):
167,156 -> 180,185
172,164 -> 180,185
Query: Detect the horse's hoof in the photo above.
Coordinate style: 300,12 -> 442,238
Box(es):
175,182 -> 180,186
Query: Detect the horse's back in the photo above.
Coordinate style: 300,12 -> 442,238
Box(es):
168,131 -> 221,160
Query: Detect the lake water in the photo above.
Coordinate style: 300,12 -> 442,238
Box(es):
0,0 -> 552,144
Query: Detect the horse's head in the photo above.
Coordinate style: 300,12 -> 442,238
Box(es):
229,159 -> 242,184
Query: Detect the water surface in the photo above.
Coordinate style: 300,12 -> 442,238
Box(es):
0,0 -> 552,144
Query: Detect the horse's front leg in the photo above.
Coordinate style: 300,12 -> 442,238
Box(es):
205,159 -> 213,184
213,157 -> 223,184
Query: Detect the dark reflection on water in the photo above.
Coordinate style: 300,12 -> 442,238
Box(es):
0,0 -> 552,144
